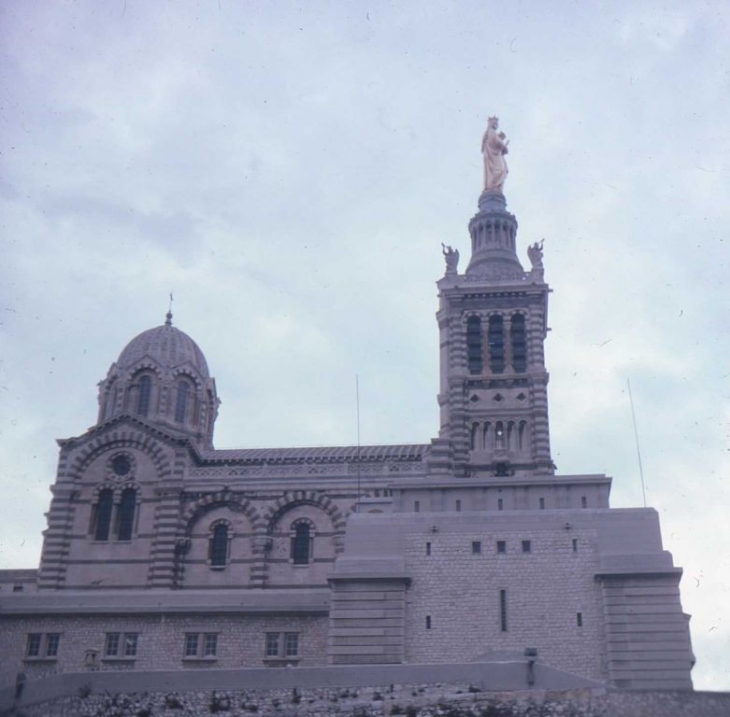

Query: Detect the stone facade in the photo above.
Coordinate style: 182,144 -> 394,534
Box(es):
0,178 -> 694,695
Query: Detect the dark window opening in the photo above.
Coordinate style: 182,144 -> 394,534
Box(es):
510,314 -> 527,372
94,489 -> 114,541
26,634 -> 41,658
426,542 -> 431,556
577,612 -> 583,627
499,590 -> 508,632
209,523 -> 229,567
488,315 -> 505,373
414,500 -> 420,513
472,541 -> 481,555
581,496 -> 588,508
116,488 -> 136,541
497,540 -> 506,554
572,538 -> 578,553
497,498 -> 504,511
174,381 -> 189,423
456,499 -> 462,512
522,540 -> 531,553
136,375 -> 152,416
466,315 -> 483,374
539,497 -> 545,510
291,522 -> 312,565
426,615 -> 432,630
45,634 -> 60,657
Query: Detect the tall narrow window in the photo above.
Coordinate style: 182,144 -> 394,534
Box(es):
291,522 -> 311,565
510,314 -> 527,372
466,315 -> 483,374
116,488 -> 136,541
174,381 -> 189,423
499,590 -> 508,632
539,497 -> 545,510
94,489 -> 114,541
209,523 -> 229,567
137,375 -> 152,416
488,315 -> 505,373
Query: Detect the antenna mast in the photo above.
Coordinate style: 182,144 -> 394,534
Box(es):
627,378 -> 647,508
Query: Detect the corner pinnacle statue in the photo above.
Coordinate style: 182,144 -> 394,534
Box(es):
481,116 -> 509,193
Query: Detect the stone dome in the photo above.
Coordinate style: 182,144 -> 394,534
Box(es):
116,312 -> 210,378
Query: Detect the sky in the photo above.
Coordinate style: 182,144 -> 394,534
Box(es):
1,0 -> 728,691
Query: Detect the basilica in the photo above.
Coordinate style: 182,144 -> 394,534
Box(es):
0,135 -> 694,692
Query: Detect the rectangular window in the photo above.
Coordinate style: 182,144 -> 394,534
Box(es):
497,498 -> 503,511
497,540 -> 506,554
284,633 -> 299,657
426,542 -> 431,556
499,590 -> 508,632
183,632 -> 216,659
522,540 -> 531,553
26,634 -> 42,658
581,496 -> 588,508
577,612 -> 583,627
472,541 -> 481,555
539,497 -> 545,510
426,615 -> 432,630
572,538 -> 578,553
265,633 -> 280,658
203,633 -> 218,657
124,633 -> 138,657
184,633 -> 199,658
45,634 -> 60,658
414,501 -> 420,513
105,633 -> 121,657
456,499 -> 462,512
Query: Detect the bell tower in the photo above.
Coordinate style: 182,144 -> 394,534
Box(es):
429,119 -> 554,478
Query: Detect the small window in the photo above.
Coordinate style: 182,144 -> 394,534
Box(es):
93,489 -> 114,541
572,538 -> 578,553
522,540 -> 531,553
265,632 -> 299,660
184,633 -> 217,659
499,590 -> 508,632
466,315 -> 483,374
291,521 -> 312,565
284,633 -> 299,657
184,633 -> 199,658
105,632 -> 138,658
209,523 -> 230,568
577,612 -> 583,627
426,615 -> 432,630
265,633 -> 280,658
581,496 -> 588,509
472,541 -> 481,555
105,633 -> 120,657
497,540 -> 506,554
203,633 -> 218,657
426,542 -> 431,556
174,381 -> 190,423
539,497 -> 545,510
456,499 -> 462,512
137,375 -> 152,416
497,498 -> 503,511
45,634 -> 60,658
26,634 -> 42,658
116,488 -> 136,541
414,501 -> 420,513
510,314 -> 527,373
488,315 -> 505,374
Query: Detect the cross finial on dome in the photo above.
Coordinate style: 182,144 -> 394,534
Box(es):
165,292 -> 174,326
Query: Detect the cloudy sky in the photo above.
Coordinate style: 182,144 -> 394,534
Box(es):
1,0 -> 728,690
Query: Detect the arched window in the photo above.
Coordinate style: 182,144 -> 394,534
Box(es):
174,381 -> 190,423
291,521 -> 313,565
488,315 -> 505,373
116,488 -> 136,541
510,314 -> 527,373
137,375 -> 152,416
209,523 -> 229,568
466,316 -> 483,375
94,489 -> 114,541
